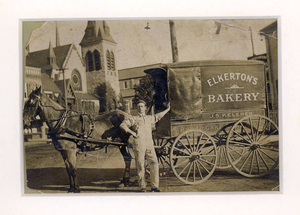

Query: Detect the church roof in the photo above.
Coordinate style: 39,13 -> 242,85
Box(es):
41,73 -> 61,94
26,44 -> 73,70
55,79 -> 76,99
80,21 -> 116,46
55,79 -> 70,93
75,92 -> 99,101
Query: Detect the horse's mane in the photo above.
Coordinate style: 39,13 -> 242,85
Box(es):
42,94 -> 65,111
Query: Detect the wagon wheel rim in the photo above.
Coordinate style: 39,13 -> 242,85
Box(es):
170,129 -> 217,185
226,115 -> 279,178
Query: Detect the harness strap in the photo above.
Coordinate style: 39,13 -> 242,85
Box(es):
50,112 -> 94,141
48,110 -> 70,135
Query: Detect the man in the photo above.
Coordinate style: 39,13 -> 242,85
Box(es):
120,100 -> 170,192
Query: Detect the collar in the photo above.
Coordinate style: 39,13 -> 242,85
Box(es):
138,113 -> 146,117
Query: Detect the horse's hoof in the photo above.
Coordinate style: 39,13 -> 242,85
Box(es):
74,189 -> 81,193
119,178 -> 130,187
68,188 -> 75,193
68,188 -> 80,193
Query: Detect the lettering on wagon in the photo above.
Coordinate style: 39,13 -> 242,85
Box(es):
209,111 -> 253,119
208,93 -> 259,103
206,73 -> 258,87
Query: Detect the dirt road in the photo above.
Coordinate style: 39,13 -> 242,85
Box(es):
24,142 -> 279,193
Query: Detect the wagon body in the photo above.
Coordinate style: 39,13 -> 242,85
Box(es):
145,60 -> 266,137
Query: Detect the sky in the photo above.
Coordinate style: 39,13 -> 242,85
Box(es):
25,19 -> 276,70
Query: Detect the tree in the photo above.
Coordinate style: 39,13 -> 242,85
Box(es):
94,81 -> 118,113
133,74 -> 155,109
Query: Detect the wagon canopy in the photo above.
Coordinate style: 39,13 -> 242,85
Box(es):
145,65 -> 202,120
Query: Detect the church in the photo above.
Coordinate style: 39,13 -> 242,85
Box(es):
24,21 -> 120,141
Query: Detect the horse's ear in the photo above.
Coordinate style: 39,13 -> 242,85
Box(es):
36,86 -> 42,95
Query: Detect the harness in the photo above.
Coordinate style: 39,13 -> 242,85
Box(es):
31,94 -> 95,144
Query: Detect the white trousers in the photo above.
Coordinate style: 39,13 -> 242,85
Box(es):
133,144 -> 159,189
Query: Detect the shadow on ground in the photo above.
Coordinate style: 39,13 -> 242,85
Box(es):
26,167 -> 140,193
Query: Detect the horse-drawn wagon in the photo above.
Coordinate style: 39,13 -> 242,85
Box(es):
145,60 -> 279,185
23,60 -> 278,191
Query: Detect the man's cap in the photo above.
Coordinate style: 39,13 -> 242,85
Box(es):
136,99 -> 146,105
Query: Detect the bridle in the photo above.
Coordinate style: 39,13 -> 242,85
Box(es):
26,94 -> 64,124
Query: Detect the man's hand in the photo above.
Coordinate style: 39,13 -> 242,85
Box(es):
131,131 -> 137,138
167,102 -> 171,110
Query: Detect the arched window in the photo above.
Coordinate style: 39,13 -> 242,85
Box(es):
106,50 -> 111,70
93,50 -> 101,70
85,51 -> 94,72
71,69 -> 82,91
110,51 -> 115,71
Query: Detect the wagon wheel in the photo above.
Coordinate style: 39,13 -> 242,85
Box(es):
226,115 -> 279,178
215,123 -> 252,169
145,136 -> 176,176
170,129 -> 217,184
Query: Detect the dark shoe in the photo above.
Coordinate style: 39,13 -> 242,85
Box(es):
119,178 -> 130,187
140,188 -> 147,192
151,188 -> 161,192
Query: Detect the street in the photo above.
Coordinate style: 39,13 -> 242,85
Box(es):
24,142 -> 279,194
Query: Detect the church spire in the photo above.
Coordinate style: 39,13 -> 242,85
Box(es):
47,41 -> 59,69
56,21 -> 60,47
49,41 -> 56,58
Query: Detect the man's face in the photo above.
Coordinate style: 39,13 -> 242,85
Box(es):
137,102 -> 146,114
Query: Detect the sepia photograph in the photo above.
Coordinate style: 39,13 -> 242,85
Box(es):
22,19 -> 279,194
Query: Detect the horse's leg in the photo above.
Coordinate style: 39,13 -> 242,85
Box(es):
119,145 -> 132,187
59,142 -> 80,193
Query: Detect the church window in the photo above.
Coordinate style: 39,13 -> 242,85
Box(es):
110,51 -> 115,71
107,50 -> 111,70
124,81 -> 128,89
85,51 -> 94,72
93,50 -> 101,70
71,69 -> 82,91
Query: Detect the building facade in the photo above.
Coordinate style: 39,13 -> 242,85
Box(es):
260,21 -> 278,124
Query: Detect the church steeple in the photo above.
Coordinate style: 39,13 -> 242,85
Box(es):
56,21 -> 60,47
47,41 -> 59,69
80,21 -> 116,46
79,21 -> 119,95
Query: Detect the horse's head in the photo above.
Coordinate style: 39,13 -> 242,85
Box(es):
23,86 -> 44,128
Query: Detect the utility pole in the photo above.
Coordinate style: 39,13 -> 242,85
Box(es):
169,20 -> 179,62
249,27 -> 255,56
62,68 -> 68,110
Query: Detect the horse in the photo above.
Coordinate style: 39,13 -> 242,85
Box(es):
23,86 -> 133,193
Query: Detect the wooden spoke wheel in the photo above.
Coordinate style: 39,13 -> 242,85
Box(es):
215,123 -> 250,169
226,115 -> 279,178
170,129 -> 217,184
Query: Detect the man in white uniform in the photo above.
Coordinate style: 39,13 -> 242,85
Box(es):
120,100 -> 170,192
